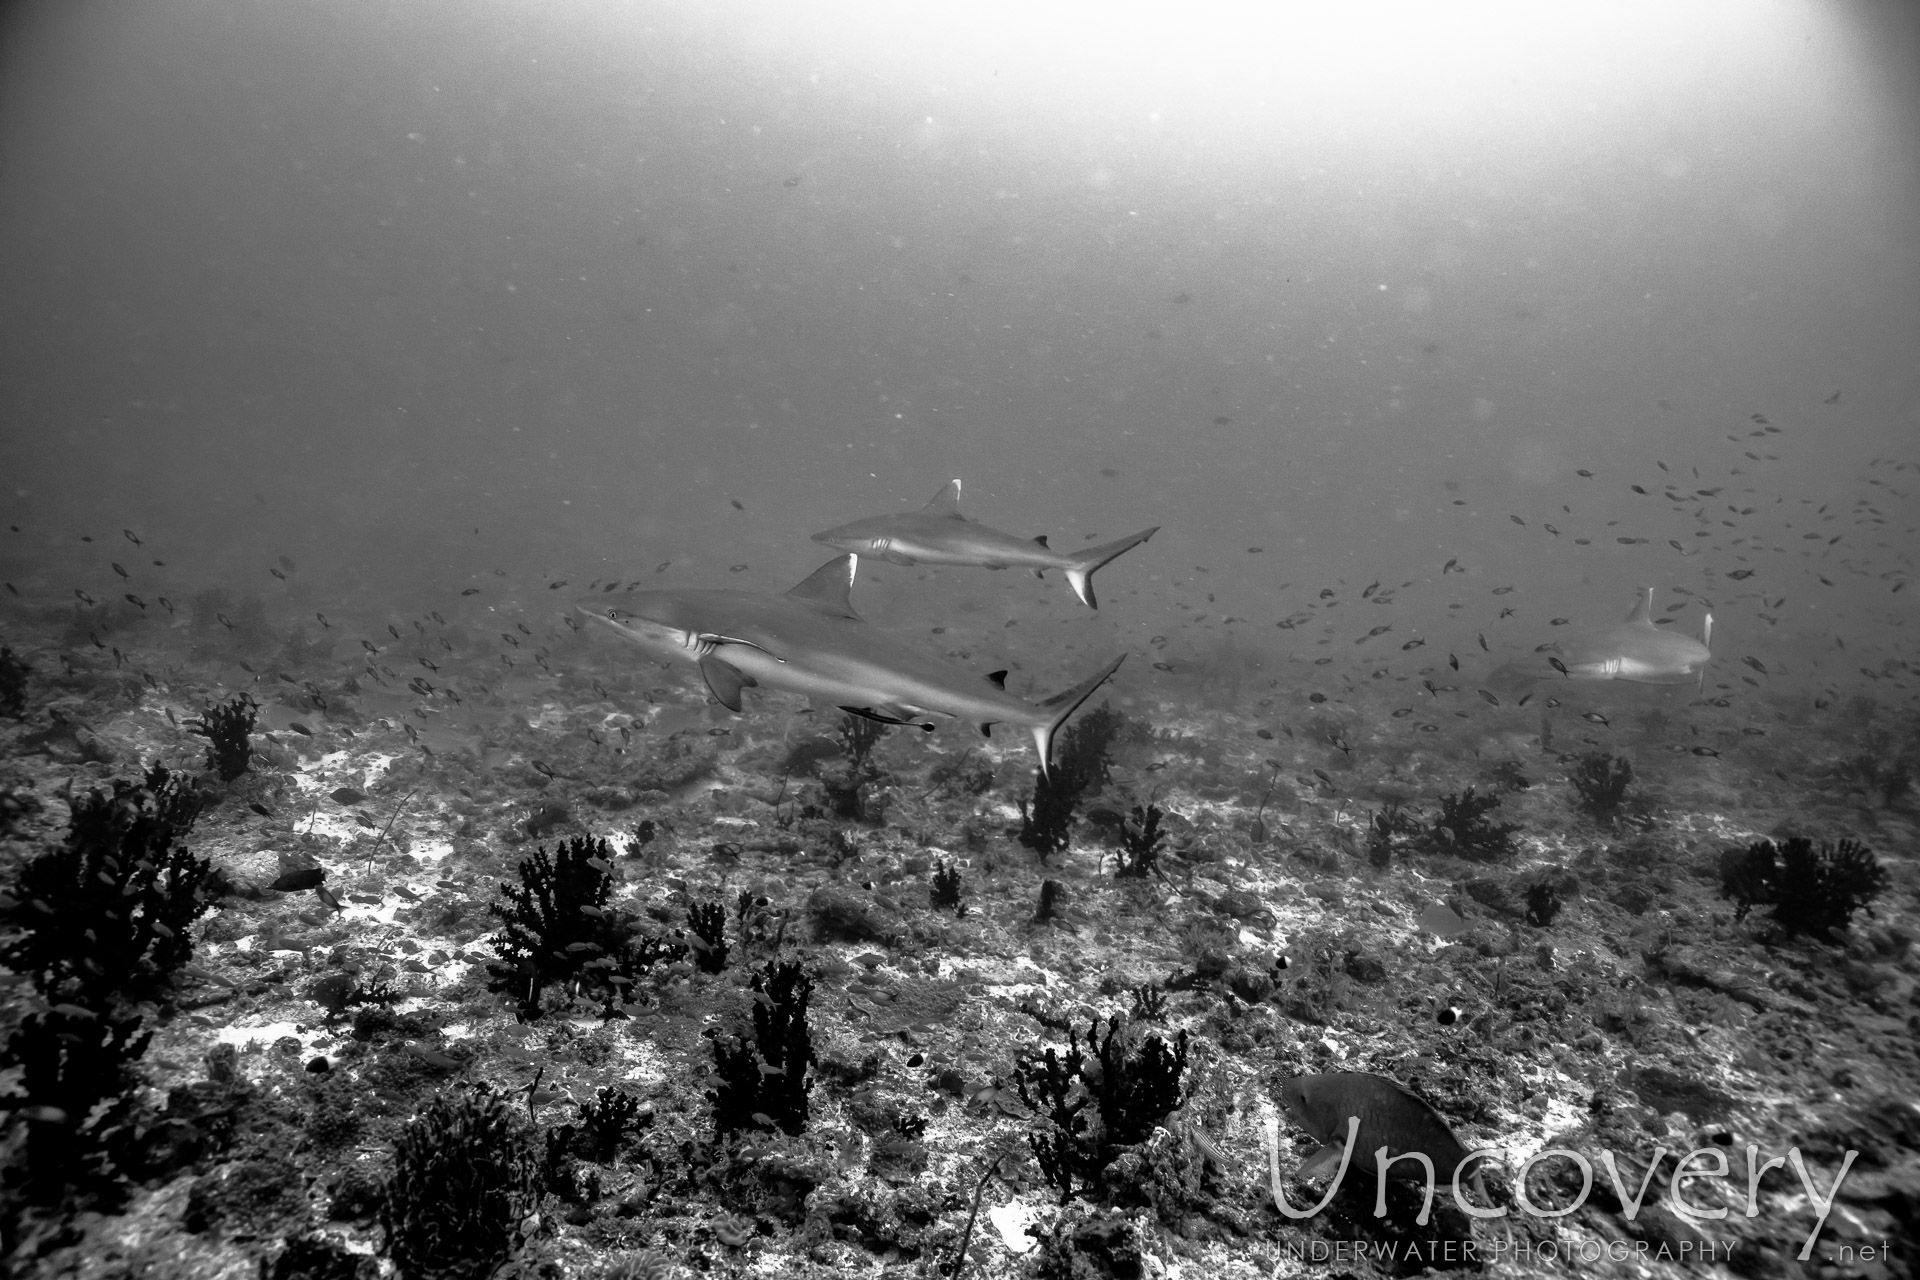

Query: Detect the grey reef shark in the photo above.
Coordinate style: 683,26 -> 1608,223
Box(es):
1551,586 -> 1713,686
575,555 -> 1125,780
810,479 -> 1159,608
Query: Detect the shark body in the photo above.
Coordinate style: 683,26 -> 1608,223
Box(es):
1555,587 -> 1713,686
575,554 -> 1124,779
811,479 -> 1159,608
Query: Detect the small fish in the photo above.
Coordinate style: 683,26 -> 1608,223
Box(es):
1581,711 -> 1611,726
1631,485 -> 1648,495
1491,586 -> 1513,596
249,802 -> 272,817
1152,661 -> 1174,672
1544,523 -> 1560,536
1362,625 -> 1391,639
1546,697 -> 1561,708
361,640 -> 378,653
461,587 -> 480,596
1392,707 -> 1413,718
288,722 -> 314,736
1577,469 -> 1593,477
548,580 -> 568,590
331,787 -> 368,805
387,624 -> 402,640
1401,638 -> 1425,650
1509,515 -> 1525,526
532,760 -> 556,778
1726,569 -> 1755,580
1549,657 -> 1570,676
1476,689 -> 1499,707
111,562 -> 129,578
270,567 -> 287,580
1447,654 -> 1459,671
1362,580 -> 1381,599
1476,633 -> 1487,652
123,529 -> 142,545
1550,617 -> 1569,626
1691,746 -> 1719,757
316,612 -> 331,628
1441,558 -> 1458,574
1742,656 -> 1768,674
217,612 -> 235,630
315,886 -> 344,912
125,593 -> 145,609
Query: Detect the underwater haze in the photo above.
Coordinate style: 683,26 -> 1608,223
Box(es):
1,2 -> 1918,1277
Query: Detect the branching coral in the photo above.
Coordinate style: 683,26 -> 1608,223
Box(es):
379,1088 -> 539,1280
1012,1014 -> 1191,1204
1018,702 -> 1129,859
0,763 -> 211,1009
686,899 -> 728,974
930,859 -> 964,913
709,959 -> 816,1137
1569,753 -> 1634,822
187,695 -> 257,782
1426,786 -> 1520,861
1721,836 -> 1890,939
0,645 -> 30,718
1114,803 -> 1166,879
485,835 -> 624,1016
820,714 -> 888,822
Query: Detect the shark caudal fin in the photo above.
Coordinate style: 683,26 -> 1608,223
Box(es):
1028,654 -> 1127,781
1064,527 -> 1160,609
1699,611 -> 1714,691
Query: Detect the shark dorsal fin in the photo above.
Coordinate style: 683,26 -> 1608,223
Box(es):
1624,587 -> 1655,627
924,479 -> 963,516
986,669 -> 1008,689
786,555 -> 860,618
1032,534 -> 1049,548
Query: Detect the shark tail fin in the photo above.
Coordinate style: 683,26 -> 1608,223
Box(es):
1699,611 -> 1713,692
1028,654 -> 1127,782
1064,527 -> 1160,609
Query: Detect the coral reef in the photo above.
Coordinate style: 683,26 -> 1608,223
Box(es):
1720,836 -> 1890,939
379,1088 -> 539,1280
1568,752 -> 1634,822
821,714 -> 889,822
187,694 -> 258,782
0,646 -> 29,718
0,763 -> 211,1010
929,858 -> 964,913
709,959 -> 816,1137
1012,1014 -> 1191,1204
1018,703 -> 1127,858
686,898 -> 729,973
484,835 -> 622,1015
1114,802 -> 1165,879
1425,786 -> 1519,861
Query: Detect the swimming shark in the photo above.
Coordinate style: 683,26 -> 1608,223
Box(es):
1553,587 -> 1713,686
575,554 -> 1125,780
810,479 -> 1159,608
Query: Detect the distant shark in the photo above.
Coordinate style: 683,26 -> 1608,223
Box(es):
1553,587 -> 1713,686
811,479 -> 1159,608
575,555 -> 1125,780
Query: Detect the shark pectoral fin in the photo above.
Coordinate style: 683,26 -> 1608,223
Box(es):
698,656 -> 755,712
881,550 -> 918,566
985,670 -> 1008,689
1297,1143 -> 1348,1181
978,722 -> 994,738
840,705 -> 936,731
699,633 -> 786,663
